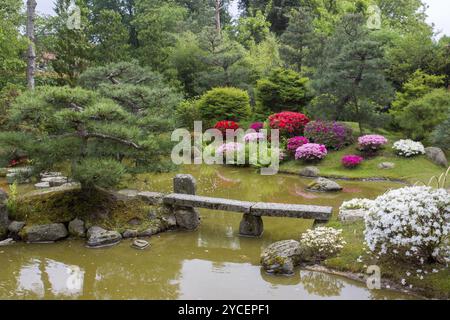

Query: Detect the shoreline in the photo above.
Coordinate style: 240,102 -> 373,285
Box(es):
303,265 -> 430,300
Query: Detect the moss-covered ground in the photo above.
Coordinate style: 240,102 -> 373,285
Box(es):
11,185 -> 168,233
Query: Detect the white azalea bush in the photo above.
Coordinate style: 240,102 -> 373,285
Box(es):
340,198 -> 374,211
392,139 -> 425,157
364,186 -> 450,264
300,227 -> 346,261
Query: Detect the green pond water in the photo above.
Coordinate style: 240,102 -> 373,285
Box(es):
0,165 -> 415,300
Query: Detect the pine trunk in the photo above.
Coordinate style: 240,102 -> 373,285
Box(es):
215,0 -> 222,35
26,0 -> 37,90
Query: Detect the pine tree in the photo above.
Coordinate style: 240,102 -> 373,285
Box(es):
0,85 -> 174,191
280,8 -> 314,73
311,14 -> 393,133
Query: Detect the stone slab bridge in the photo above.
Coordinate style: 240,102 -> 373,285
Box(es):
160,174 -> 333,237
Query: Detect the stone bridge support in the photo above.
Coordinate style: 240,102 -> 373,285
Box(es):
172,174 -> 200,230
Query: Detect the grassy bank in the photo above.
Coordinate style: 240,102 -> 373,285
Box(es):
322,220 -> 450,299
280,124 -> 449,186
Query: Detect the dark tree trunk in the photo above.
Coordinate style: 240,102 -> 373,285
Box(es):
26,0 -> 37,90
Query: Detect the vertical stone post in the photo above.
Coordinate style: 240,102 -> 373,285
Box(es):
239,213 -> 263,237
173,174 -> 200,230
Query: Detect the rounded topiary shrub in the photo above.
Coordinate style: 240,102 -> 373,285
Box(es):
197,87 -> 251,128
304,121 -> 353,150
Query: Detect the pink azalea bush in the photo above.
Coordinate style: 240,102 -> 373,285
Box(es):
342,155 -> 364,168
216,142 -> 244,155
243,132 -> 266,142
295,143 -> 328,162
358,135 -> 388,155
287,136 -> 309,153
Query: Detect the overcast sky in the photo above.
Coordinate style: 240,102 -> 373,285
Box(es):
33,0 -> 450,37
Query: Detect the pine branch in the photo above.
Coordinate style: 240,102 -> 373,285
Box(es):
86,132 -> 142,149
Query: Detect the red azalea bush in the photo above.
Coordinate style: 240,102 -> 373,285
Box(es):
287,136 -> 309,153
268,112 -> 310,136
214,120 -> 239,135
304,120 -> 353,150
341,155 -> 364,168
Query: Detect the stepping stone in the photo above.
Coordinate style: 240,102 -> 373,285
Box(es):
131,239 -> 149,250
35,182 -> 50,189
40,172 -> 63,179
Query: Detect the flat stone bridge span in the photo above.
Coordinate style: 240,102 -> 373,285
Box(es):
162,174 -> 333,237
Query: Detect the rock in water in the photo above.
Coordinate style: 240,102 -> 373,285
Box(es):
86,226 -> 121,248
425,147 -> 448,167
22,223 -> 68,242
307,178 -> 342,192
122,229 -> 138,238
299,166 -> 320,177
0,238 -> 15,246
68,218 -> 86,237
260,240 -> 303,275
131,239 -> 149,250
8,221 -> 25,240
378,162 -> 395,169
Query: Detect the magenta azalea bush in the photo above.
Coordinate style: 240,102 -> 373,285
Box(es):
287,136 -> 309,153
304,121 -> 353,150
358,135 -> 388,155
342,155 -> 364,168
249,122 -> 264,132
295,143 -> 328,162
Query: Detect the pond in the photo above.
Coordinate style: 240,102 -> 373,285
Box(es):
0,165 -> 415,299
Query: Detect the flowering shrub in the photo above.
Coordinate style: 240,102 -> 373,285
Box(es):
364,186 -> 450,263
358,135 -> 388,155
249,122 -> 264,132
243,132 -> 266,143
341,155 -> 364,168
268,111 -> 310,136
392,139 -> 425,157
300,227 -> 346,261
304,121 -> 353,150
287,136 -> 309,153
216,142 -> 244,156
295,143 -> 327,162
340,198 -> 374,211
214,120 -> 239,135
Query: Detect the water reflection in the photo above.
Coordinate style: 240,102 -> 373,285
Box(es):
15,258 -> 84,298
301,271 -> 345,297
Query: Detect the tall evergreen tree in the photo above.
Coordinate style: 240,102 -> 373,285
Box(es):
280,8 -> 314,73
311,14 -> 393,133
